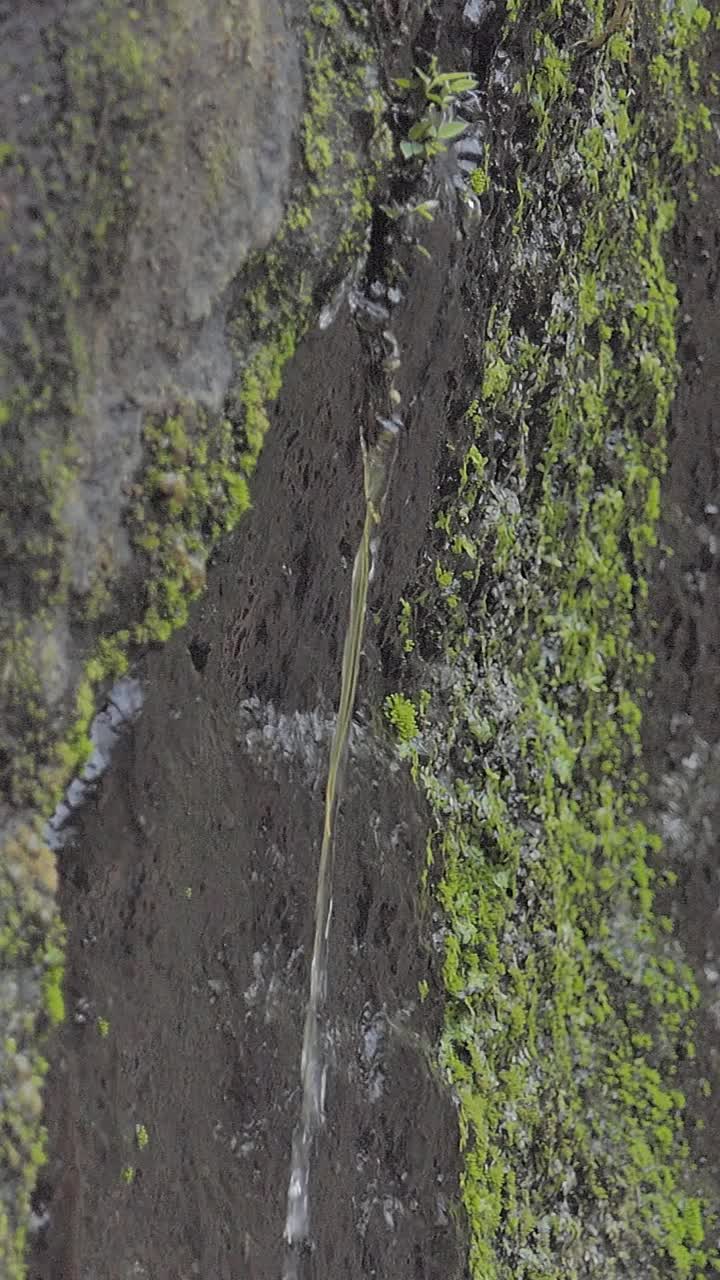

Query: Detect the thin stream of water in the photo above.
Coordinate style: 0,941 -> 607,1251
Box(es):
282,418 -> 400,1278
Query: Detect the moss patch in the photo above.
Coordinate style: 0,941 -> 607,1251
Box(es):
0,824 -> 61,1280
392,1 -> 718,1276
58,0 -> 158,299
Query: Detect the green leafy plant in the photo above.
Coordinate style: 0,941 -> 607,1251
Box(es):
395,57 -> 477,106
395,57 -> 477,161
399,108 -> 471,160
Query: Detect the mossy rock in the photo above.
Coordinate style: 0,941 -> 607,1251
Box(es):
0,1 -> 399,1271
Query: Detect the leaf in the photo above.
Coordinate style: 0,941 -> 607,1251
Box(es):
400,139 -> 424,159
437,118 -> 469,142
436,72 -> 477,94
415,200 -> 438,221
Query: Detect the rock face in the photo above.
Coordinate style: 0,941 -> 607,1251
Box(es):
0,0 -> 328,805
7,2 -> 718,1276
0,1 -> 407,1270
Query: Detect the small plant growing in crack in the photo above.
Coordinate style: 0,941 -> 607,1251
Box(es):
386,57 -> 484,250
394,57 -> 477,161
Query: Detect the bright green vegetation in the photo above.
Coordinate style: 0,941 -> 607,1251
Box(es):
384,692 -> 419,742
393,2 -> 718,1277
395,58 -> 478,161
0,862 -> 63,1280
130,407 -> 252,645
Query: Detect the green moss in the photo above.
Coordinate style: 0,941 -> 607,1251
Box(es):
384,692 -> 419,742
285,201 -> 314,232
305,131 -> 334,175
42,968 -> 64,1027
469,165 -> 490,195
0,862 -> 61,1279
237,327 -> 298,471
295,12 -> 391,253
394,2 -> 719,1278
309,0 -> 341,27
60,1 -> 158,292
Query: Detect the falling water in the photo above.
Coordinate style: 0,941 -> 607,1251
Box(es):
282,417 -> 400,1279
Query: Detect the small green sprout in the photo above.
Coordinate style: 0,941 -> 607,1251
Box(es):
135,1123 -> 149,1150
395,57 -> 477,106
97,1017 -> 110,1038
395,57 -> 477,162
382,198 -> 439,223
400,111 -> 471,161
398,597 -> 415,652
121,1165 -> 135,1184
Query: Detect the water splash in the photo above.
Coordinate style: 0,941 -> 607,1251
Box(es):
46,676 -> 144,850
234,698 -> 384,788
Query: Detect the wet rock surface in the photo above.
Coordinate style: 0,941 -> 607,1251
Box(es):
27,208 -> 470,1279
643,93 -> 720,1194
11,5 -> 720,1279
0,2 -> 439,1261
0,0 -> 303,769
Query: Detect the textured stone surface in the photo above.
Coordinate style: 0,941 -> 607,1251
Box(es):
0,2 -> 399,1270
